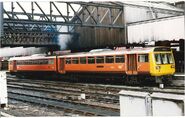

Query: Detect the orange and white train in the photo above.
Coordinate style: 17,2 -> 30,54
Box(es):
8,47 -> 175,84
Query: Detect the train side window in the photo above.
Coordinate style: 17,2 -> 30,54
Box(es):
29,60 -> 33,65
48,59 -> 54,64
138,54 -> 149,62
17,61 -> 20,65
115,55 -> 124,63
80,57 -> 86,64
35,60 -> 38,64
106,56 -> 114,63
44,59 -> 48,64
96,56 -> 104,63
21,61 -> 24,65
66,58 -> 71,64
88,57 -> 95,64
72,57 -> 79,64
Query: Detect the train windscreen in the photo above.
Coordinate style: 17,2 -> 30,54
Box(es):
155,53 -> 174,64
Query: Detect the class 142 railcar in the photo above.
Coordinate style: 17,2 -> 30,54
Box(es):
8,47 -> 175,84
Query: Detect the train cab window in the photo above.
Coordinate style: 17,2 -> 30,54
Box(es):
80,57 -> 86,64
167,53 -> 173,64
66,58 -> 71,64
155,54 -> 162,64
88,57 -> 95,64
161,53 -> 168,64
115,55 -> 124,63
72,57 -> 79,64
96,56 -> 104,63
106,56 -> 114,63
138,54 -> 149,62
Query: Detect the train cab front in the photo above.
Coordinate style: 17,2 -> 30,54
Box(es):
150,47 -> 175,84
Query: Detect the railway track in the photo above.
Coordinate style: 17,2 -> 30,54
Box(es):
8,92 -> 119,116
7,77 -> 185,95
7,77 -> 121,116
6,76 -> 184,116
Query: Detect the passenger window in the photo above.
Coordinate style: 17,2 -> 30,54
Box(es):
115,55 -> 124,63
72,57 -> 79,64
80,57 -> 86,64
17,61 -> 20,65
30,61 -> 33,64
88,57 -> 95,64
96,56 -> 104,63
138,54 -> 149,62
66,58 -> 71,64
38,60 -> 41,64
48,59 -> 54,64
45,60 -> 49,64
106,56 -> 114,63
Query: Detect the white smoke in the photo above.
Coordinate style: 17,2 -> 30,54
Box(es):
57,34 -> 72,50
0,47 -> 46,57
57,26 -> 73,50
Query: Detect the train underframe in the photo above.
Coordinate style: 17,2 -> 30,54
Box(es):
9,71 -> 173,86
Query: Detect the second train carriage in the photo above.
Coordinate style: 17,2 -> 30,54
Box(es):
8,47 -> 175,84
9,54 -> 57,73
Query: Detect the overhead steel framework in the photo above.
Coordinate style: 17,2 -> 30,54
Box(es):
1,1 -> 127,47
1,1 -> 184,48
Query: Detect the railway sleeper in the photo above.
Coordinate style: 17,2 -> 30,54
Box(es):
8,93 -> 118,116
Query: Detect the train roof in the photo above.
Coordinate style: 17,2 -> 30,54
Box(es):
8,47 -> 171,60
58,47 -> 157,58
9,55 -> 56,61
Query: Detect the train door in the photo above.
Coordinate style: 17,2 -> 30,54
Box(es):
59,58 -> 65,74
13,60 -> 17,71
127,54 -> 137,75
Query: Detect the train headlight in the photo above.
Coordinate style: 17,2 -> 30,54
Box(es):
171,65 -> 175,68
156,66 -> 160,70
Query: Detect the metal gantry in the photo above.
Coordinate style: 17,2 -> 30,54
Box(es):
1,1 -> 184,48
1,1 -> 126,47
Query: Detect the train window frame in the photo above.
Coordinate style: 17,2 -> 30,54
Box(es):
167,53 -> 174,64
138,54 -> 149,63
88,57 -> 95,64
154,53 -> 174,65
72,57 -> 79,64
155,53 -> 162,65
105,56 -> 114,63
65,58 -> 71,64
115,55 -> 125,63
48,59 -> 54,65
96,56 -> 104,64
80,57 -> 86,64
161,53 -> 168,64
